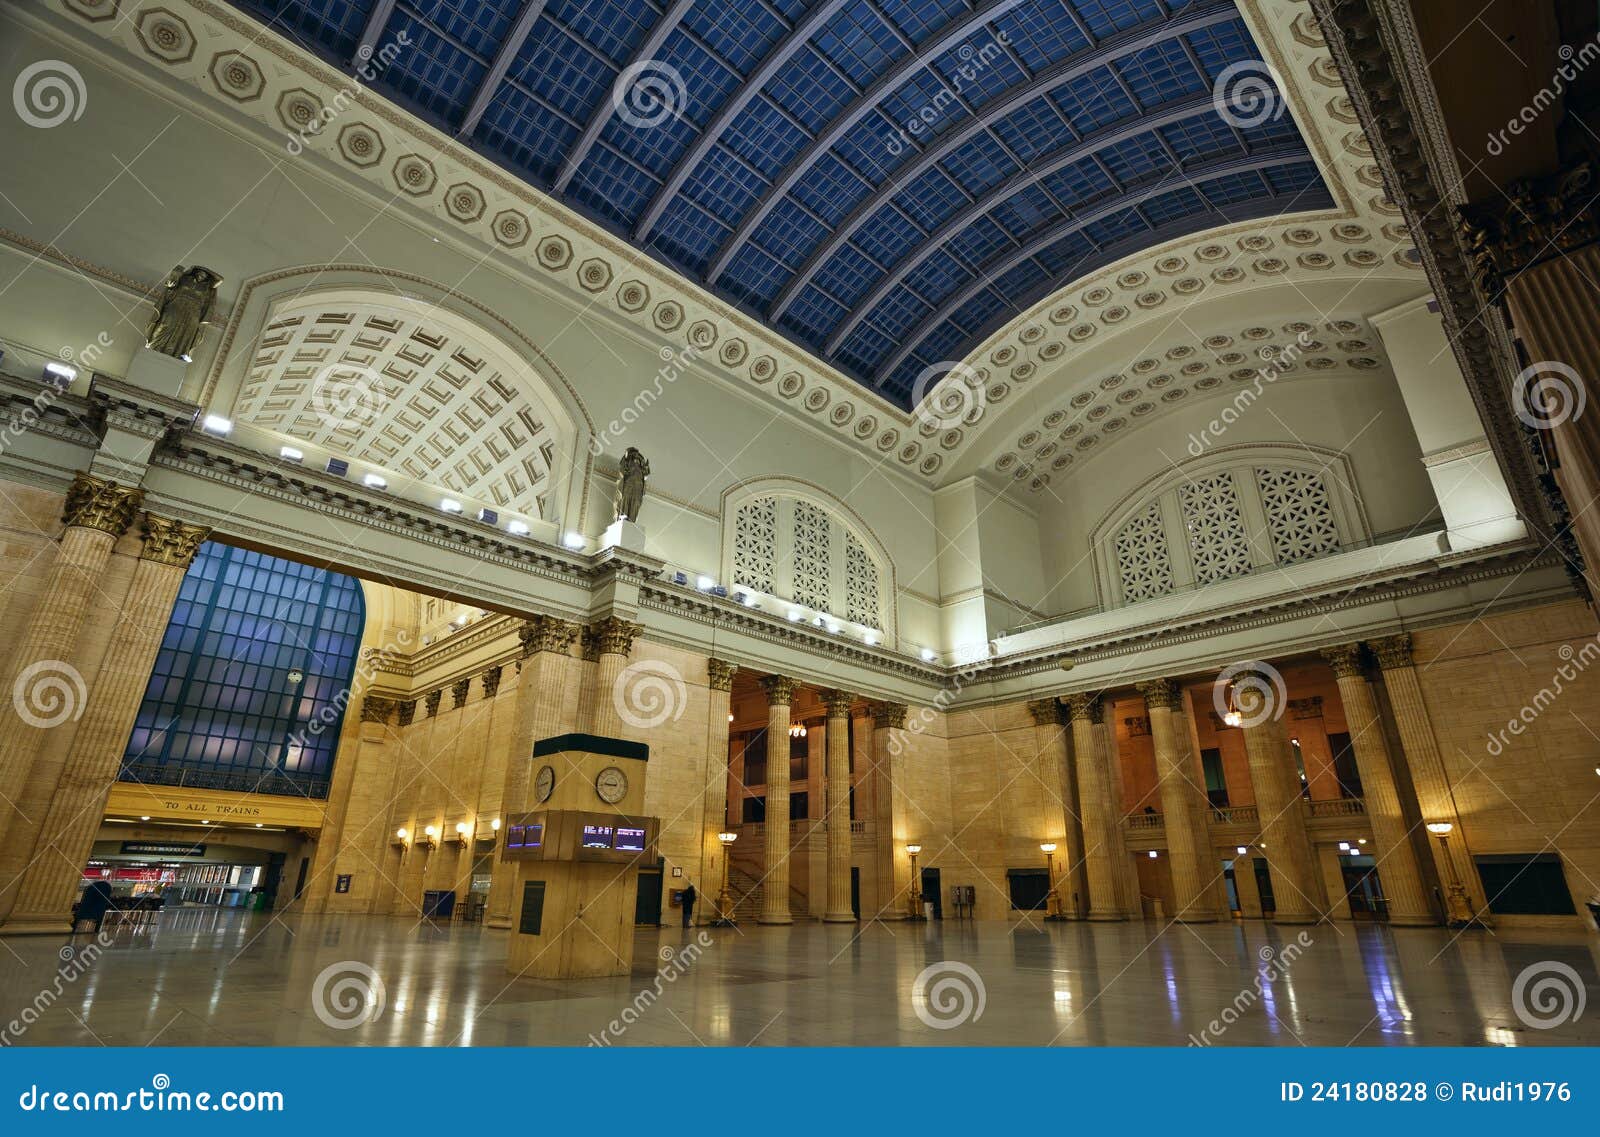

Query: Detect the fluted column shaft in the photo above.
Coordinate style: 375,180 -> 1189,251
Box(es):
1241,714 -> 1322,924
1322,645 -> 1434,926
1029,700 -> 1083,917
1139,680 -> 1215,922
759,676 -> 796,924
870,703 -> 909,920
822,689 -> 855,922
587,616 -> 642,737
3,513 -> 204,930
312,699 -> 397,914
698,660 -> 736,924
1067,694 -> 1126,921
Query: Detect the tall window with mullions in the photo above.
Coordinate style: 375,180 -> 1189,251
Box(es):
119,542 -> 365,799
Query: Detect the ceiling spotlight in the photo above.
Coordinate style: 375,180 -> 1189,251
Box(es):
140,816 -> 151,822
279,446 -> 304,462
696,575 -> 716,590
507,519 -> 530,536
920,647 -> 937,663
363,473 -> 388,490
201,414 -> 232,435
787,610 -> 802,622
440,498 -> 463,514
44,360 -> 77,384
1147,850 -> 1158,858
563,532 -> 586,550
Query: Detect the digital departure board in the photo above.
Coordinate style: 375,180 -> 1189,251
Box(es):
581,824 -> 615,849
613,826 -> 646,852
506,823 -> 543,849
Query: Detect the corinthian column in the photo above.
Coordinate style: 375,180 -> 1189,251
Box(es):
588,616 -> 642,737
1369,633 -> 1490,917
1066,693 -> 1126,921
0,512 -> 206,931
1238,687 -> 1322,924
821,688 -> 856,923
758,675 -> 796,925
1320,644 -> 1435,926
1137,679 -> 1216,922
486,615 -> 578,928
0,473 -> 143,863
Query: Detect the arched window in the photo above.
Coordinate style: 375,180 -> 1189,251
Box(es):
120,543 -> 365,799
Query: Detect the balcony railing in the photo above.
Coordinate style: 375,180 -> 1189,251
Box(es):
1125,813 -> 1163,831
1209,805 -> 1260,827
1308,797 -> 1366,818
119,763 -> 329,800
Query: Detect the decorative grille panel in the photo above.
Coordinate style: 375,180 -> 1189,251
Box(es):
846,531 -> 881,629
792,500 -> 832,610
1179,471 -> 1252,585
733,496 -> 776,593
1256,467 -> 1341,564
1114,502 -> 1175,602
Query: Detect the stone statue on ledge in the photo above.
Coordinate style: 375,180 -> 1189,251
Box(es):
614,446 -> 650,523
145,265 -> 222,361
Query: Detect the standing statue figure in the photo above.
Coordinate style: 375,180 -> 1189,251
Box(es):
145,265 -> 222,361
615,447 -> 650,523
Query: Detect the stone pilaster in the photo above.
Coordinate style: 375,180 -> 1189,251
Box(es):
1065,693 -> 1126,920
1137,679 -> 1216,922
698,659 -> 737,924
1239,709 -> 1323,924
1320,644 -> 1435,925
0,512 -> 206,931
758,675 -> 796,924
1028,697 -> 1084,917
870,701 -> 910,919
822,688 -> 856,923
312,695 -> 399,915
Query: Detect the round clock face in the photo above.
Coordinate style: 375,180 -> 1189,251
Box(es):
595,766 -> 628,804
534,765 -> 556,803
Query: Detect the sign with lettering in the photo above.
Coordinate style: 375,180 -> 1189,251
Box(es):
104,783 -> 326,831
120,842 -> 206,857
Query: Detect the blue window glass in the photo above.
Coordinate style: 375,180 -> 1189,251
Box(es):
121,543 -> 365,800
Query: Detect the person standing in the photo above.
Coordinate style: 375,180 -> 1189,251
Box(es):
680,883 -> 696,928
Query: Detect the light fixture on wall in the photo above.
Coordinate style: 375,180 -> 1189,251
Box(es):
439,498 -> 463,514
201,414 -> 232,435
920,647 -> 937,663
507,519 -> 530,537
1426,821 -> 1480,928
279,446 -> 304,463
451,822 -> 469,848
286,668 -> 304,685
563,532 -> 586,550
421,825 -> 439,850
490,818 -> 501,832
43,360 -> 77,385
1040,842 -> 1062,920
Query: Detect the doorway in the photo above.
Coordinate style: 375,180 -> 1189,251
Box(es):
921,867 -> 942,919
850,866 -> 860,920
1341,860 -> 1390,920
635,860 -> 663,925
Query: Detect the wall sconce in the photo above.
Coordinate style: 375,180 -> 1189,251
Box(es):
450,822 -> 470,848
391,827 -> 410,849
491,818 -> 501,831
420,825 -> 439,850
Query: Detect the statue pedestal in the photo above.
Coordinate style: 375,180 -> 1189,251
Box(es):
602,519 -> 645,552
125,348 -> 190,398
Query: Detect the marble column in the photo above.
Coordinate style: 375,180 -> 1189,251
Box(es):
870,702 -> 910,920
1320,845 -> 1353,920
1137,679 -> 1216,922
1238,681 -> 1322,924
822,688 -> 856,923
0,473 -> 143,865
588,616 -> 643,737
1369,633 -> 1490,917
759,675 -> 796,924
699,659 -> 736,925
1320,643 -> 1434,926
371,699 -> 416,916
486,615 -> 578,928
1027,699 -> 1083,916
1065,693 -> 1126,921
1,512 -> 206,931
394,689 -> 443,914
1232,850 -> 1263,918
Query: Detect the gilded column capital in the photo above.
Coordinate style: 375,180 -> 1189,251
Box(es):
360,695 -> 396,725
138,512 -> 209,567
590,615 -> 642,657
1457,157 -> 1599,296
396,700 -> 417,728
707,658 -> 737,692
519,615 -> 578,657
1368,633 -> 1414,670
1027,697 -> 1062,726
1320,643 -> 1366,679
424,690 -> 442,718
1064,692 -> 1104,724
871,701 -> 908,730
481,665 -> 503,699
1135,679 -> 1181,711
451,677 -> 472,708
822,688 -> 855,718
760,674 -> 797,707
63,471 -> 143,537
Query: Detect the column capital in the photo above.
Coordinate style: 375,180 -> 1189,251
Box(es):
872,701 -> 908,729
590,615 -> 642,657
451,677 -> 472,708
481,664 -> 503,699
1135,678 -> 1181,710
1064,692 -> 1104,723
1368,633 -> 1414,670
396,700 -> 417,727
707,658 -> 737,692
1320,643 -> 1367,679
424,689 -> 443,717
519,614 -> 578,657
138,512 -> 209,567
760,674 -> 797,706
1458,155 -> 1600,297
1027,697 -> 1062,726
822,688 -> 855,717
63,471 -> 142,537
360,695 -> 397,725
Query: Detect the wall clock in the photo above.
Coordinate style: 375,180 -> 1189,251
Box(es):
534,764 -> 556,802
595,766 -> 628,804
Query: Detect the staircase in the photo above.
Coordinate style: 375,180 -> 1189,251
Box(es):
725,865 -> 810,923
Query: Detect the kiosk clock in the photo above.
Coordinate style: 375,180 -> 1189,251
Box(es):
534,765 -> 556,802
595,766 -> 628,804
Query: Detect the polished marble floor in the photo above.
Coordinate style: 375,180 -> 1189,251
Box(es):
1,907 -> 1597,1046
